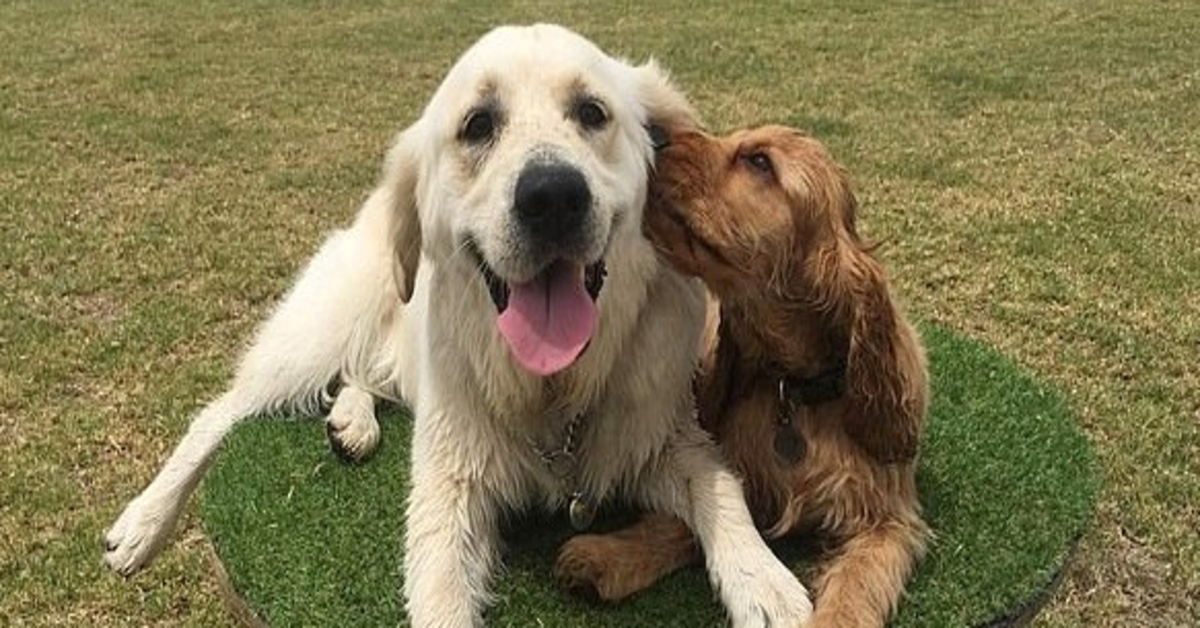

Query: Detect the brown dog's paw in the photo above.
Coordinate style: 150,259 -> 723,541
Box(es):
555,525 -> 698,603
555,535 -> 625,602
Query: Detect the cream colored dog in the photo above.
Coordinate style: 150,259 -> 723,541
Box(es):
103,24 -> 812,627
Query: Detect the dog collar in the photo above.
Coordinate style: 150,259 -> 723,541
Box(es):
771,360 -> 845,467
529,412 -> 598,531
779,360 -> 847,408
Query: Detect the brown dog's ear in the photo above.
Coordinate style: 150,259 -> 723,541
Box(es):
376,123 -> 425,303
841,256 -> 928,463
808,185 -> 928,463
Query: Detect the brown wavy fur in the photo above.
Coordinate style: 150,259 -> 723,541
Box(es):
555,126 -> 930,627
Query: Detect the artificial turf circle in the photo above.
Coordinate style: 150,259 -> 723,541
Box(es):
200,325 -> 1097,627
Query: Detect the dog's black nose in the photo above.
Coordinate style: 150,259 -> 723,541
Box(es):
647,124 -> 671,151
514,162 -> 591,242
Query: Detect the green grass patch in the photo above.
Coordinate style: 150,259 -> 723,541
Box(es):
201,325 -> 1097,626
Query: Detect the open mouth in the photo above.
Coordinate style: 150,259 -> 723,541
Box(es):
467,240 -> 606,377
477,255 -> 606,313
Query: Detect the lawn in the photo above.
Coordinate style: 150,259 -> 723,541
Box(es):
1,1 -> 1197,626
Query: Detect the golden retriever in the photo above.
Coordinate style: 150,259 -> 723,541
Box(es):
102,26 -> 814,627
556,125 -> 930,628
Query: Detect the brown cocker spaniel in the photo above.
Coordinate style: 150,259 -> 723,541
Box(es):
556,125 -> 931,628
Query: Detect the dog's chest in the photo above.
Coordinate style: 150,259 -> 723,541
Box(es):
717,388 -> 825,507
512,391 -> 647,530
507,381 -> 598,470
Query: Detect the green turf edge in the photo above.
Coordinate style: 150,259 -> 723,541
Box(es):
900,325 -> 1099,627
199,324 -> 1098,627
978,539 -> 1080,628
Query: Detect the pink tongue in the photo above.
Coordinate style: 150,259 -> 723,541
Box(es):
496,261 -> 597,376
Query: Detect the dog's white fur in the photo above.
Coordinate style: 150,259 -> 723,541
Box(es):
103,24 -> 812,627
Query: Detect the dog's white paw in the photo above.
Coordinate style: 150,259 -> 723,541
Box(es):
325,387 -> 380,462
717,551 -> 813,628
102,494 -> 180,576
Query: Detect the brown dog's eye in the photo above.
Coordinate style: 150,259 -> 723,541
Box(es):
744,152 -> 774,176
461,107 -> 497,144
575,99 -> 609,131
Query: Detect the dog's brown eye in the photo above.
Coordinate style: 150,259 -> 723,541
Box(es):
744,152 -> 774,175
575,99 -> 609,131
461,108 -> 497,144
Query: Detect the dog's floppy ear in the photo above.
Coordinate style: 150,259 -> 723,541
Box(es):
841,256 -> 927,464
808,178 -> 928,464
378,123 -> 425,303
635,59 -> 700,146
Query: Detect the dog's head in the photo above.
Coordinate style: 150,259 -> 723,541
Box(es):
644,125 -> 857,302
379,24 -> 696,376
646,125 -> 928,464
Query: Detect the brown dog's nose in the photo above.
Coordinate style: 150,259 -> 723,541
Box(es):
514,162 -> 592,242
647,124 -> 671,151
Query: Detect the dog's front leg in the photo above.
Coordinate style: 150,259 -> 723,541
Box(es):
642,422 -> 813,627
403,422 -> 501,627
556,512 -> 699,601
807,519 -> 928,628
